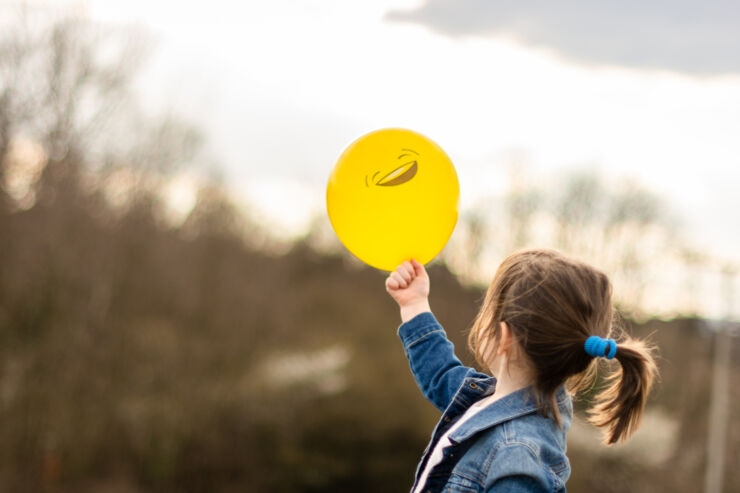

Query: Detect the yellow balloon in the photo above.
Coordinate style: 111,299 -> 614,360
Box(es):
326,128 -> 459,271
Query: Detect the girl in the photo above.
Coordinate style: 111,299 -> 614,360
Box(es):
385,249 -> 658,492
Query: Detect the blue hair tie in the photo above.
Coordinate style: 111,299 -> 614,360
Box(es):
584,335 -> 617,359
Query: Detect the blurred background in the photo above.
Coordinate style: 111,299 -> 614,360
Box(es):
1,1 -> 738,492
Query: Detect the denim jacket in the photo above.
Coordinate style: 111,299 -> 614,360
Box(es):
399,312 -> 572,493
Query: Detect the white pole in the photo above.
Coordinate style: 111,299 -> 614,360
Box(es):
704,266 -> 734,493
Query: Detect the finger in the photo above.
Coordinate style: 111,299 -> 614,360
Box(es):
394,263 -> 409,282
398,264 -> 413,284
390,271 -> 408,288
410,259 -> 426,277
386,276 -> 399,290
405,260 -> 417,275
396,274 -> 408,288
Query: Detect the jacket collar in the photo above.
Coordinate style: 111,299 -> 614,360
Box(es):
448,385 -> 569,444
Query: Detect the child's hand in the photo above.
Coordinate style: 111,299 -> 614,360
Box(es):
385,259 -> 431,322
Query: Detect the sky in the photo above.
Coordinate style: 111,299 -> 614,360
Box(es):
387,0 -> 740,75
38,0 -> 740,312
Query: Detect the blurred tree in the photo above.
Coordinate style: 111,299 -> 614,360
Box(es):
444,166 -> 675,313
553,170 -> 605,251
0,7 -> 203,212
0,7 -> 208,491
0,8 -> 35,209
550,171 -> 674,309
504,161 -> 543,252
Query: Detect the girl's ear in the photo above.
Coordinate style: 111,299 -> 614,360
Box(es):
498,321 -> 512,355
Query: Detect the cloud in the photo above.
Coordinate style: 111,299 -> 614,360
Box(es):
385,0 -> 740,75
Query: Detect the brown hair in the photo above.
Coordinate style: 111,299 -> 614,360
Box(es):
467,248 -> 657,444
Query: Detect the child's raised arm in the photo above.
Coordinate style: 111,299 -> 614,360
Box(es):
386,260 -> 485,412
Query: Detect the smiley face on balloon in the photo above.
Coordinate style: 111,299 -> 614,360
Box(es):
366,148 -> 419,188
326,128 -> 459,271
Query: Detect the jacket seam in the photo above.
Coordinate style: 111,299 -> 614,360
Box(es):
503,439 -> 540,458
403,328 -> 445,351
482,439 -> 504,476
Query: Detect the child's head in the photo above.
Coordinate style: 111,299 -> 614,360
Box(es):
468,248 -> 657,444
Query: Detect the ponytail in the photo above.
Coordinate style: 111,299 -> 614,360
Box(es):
587,335 -> 658,444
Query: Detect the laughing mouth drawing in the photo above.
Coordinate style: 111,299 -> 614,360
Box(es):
366,149 -> 419,187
